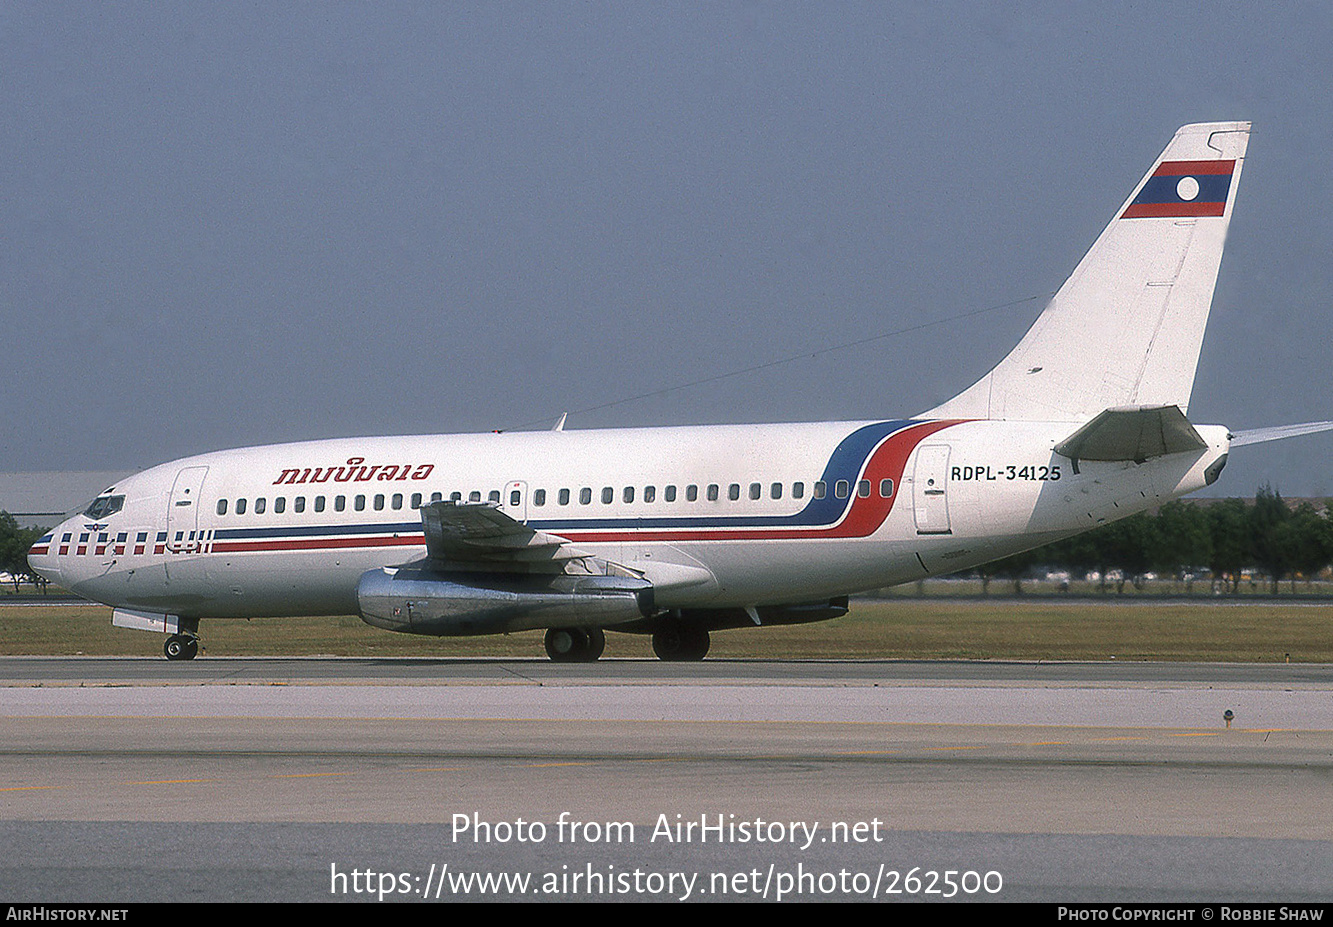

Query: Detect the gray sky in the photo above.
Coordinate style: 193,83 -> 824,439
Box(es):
5,3 -> 1332,497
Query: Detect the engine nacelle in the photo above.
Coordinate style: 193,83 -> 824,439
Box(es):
357,565 -> 655,637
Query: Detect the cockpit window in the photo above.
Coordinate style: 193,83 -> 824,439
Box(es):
83,495 -> 125,519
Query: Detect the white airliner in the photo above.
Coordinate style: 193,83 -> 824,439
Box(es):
25,122 -> 1332,661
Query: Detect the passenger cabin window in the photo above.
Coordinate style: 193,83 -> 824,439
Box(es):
274,497 -> 286,514
488,490 -> 500,504
793,482 -> 805,499
533,489 -> 546,506
255,498 -> 266,515
750,483 -> 762,500
644,486 -> 655,503
623,486 -> 634,504
559,489 -> 570,506
880,479 -> 894,498
770,482 -> 782,500
334,495 -> 346,512
314,496 -> 326,513
858,480 -> 871,498
687,485 -> 698,502
813,481 -> 826,499
393,494 -> 404,510
469,491 -> 481,502
410,493 -> 421,509
665,485 -> 676,502
580,488 -> 592,505
236,498 -> 247,515
835,480 -> 850,499
601,487 -> 613,504
295,497 -> 306,513
354,495 -> 365,512
216,499 -> 227,516
728,483 -> 740,501
707,484 -> 719,502
374,494 -> 385,511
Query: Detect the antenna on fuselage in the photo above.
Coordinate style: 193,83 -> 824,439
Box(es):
552,412 -> 568,432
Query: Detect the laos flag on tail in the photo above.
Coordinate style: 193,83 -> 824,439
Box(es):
1122,160 -> 1235,218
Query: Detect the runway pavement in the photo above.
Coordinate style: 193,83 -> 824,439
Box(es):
1,657 -> 1330,902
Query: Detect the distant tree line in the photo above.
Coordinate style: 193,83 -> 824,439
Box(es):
977,487 -> 1333,595
0,512 -> 48,593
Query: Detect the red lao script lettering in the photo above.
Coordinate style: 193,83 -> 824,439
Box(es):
273,458 -> 435,485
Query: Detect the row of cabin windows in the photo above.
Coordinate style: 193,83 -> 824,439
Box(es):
529,479 -> 892,507
215,479 -> 895,517
218,491 -> 443,516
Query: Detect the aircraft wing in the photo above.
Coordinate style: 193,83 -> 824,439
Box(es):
419,500 -> 590,567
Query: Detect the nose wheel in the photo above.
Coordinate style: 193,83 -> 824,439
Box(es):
164,634 -> 199,661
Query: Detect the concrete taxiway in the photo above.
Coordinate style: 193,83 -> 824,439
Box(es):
1,657 -> 1330,902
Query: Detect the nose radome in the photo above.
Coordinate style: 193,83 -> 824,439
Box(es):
26,530 -> 60,584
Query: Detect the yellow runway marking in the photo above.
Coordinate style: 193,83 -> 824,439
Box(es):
0,785 -> 62,792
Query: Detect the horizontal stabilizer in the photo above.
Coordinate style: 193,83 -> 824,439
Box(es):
1054,405 -> 1207,465
1230,421 -> 1333,447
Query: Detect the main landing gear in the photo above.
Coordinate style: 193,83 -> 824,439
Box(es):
651,626 -> 710,661
163,633 -> 200,661
544,627 -> 607,663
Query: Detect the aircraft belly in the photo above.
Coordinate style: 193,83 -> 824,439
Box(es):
654,537 -> 922,605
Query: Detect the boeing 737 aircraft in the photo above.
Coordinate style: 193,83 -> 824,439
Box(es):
26,122 -> 1332,661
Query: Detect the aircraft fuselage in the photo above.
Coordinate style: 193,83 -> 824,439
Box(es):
30,417 -> 1229,624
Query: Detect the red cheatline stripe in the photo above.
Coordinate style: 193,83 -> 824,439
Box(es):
1152,159 -> 1235,176
1122,202 -> 1226,219
211,534 -> 425,554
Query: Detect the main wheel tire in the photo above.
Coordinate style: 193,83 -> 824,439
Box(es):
652,626 -> 710,661
545,627 -> 589,662
164,634 -> 198,661
584,627 -> 606,661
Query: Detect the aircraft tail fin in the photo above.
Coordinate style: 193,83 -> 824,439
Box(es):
925,121 -> 1250,422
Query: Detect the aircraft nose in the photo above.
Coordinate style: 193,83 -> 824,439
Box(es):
26,530 -> 60,585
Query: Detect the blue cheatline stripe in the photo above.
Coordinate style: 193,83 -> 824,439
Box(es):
213,521 -> 421,540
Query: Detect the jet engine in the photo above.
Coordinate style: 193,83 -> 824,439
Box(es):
357,565 -> 655,637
